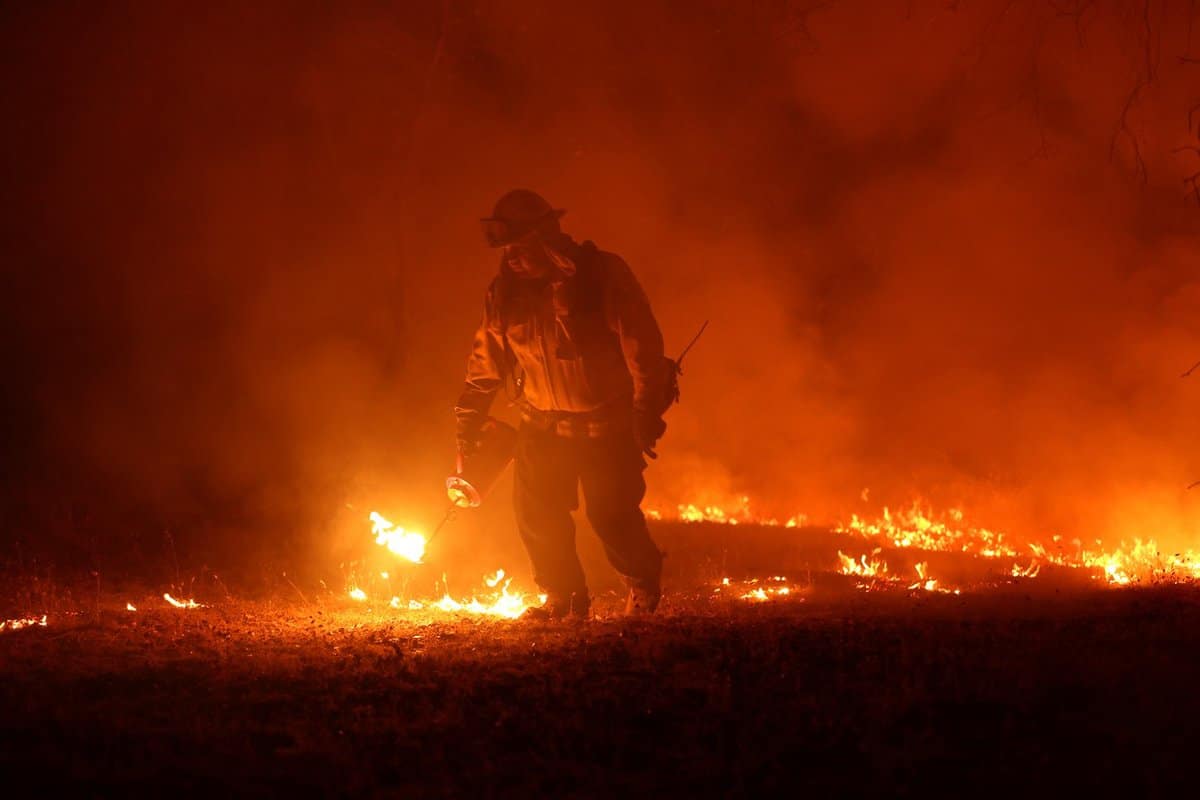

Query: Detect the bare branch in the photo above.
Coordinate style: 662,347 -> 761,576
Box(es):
776,1 -> 835,50
1049,0 -> 1096,48
1142,0 -> 1159,81
1182,360 -> 1200,378
1185,0 -> 1198,61
1110,81 -> 1149,185
1026,14 -> 1052,158
966,0 -> 1019,69
1185,170 -> 1200,206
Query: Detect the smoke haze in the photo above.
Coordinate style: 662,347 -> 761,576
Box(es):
2,1 -> 1198,579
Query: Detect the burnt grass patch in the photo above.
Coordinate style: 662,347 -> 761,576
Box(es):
2,584 -> 1198,795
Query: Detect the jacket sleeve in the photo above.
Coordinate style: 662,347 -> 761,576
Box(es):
454,283 -> 506,433
603,255 -> 667,415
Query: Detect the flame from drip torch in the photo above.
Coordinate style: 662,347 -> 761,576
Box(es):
369,511 -> 427,564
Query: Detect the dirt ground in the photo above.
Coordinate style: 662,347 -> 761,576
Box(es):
2,524 -> 1198,796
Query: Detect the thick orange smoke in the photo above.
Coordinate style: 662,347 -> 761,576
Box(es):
1,1 -> 1197,577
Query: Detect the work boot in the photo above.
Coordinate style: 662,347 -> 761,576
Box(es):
624,584 -> 661,616
521,591 -> 590,621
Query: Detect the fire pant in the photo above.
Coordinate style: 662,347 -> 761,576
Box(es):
513,423 -> 663,600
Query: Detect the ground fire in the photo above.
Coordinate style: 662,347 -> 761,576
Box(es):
331,495 -> 1200,621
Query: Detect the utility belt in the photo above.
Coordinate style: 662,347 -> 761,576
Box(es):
517,398 -> 632,439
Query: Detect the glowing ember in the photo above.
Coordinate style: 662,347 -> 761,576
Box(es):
348,587 -> 368,602
715,576 -> 803,603
164,593 -> 201,609
369,511 -> 427,564
0,615 -> 47,632
126,602 -> 137,612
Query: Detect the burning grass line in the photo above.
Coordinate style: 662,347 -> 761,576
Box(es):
0,614 -> 48,633
655,495 -> 1200,587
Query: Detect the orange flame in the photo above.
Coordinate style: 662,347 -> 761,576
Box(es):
714,576 -> 802,602
1011,563 -> 1041,579
837,549 -> 889,578
655,493 -> 1200,587
0,615 -> 47,632
369,511 -> 427,564
163,593 -> 201,609
347,571 -> 543,619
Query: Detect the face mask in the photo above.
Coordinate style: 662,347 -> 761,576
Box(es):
503,236 -> 552,278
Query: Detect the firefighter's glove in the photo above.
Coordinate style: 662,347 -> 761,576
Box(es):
634,413 -> 667,460
456,422 -> 484,472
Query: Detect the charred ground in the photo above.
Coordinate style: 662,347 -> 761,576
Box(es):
2,522 -> 1197,796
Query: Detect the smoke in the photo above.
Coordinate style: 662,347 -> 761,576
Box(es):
2,1 -> 1198,576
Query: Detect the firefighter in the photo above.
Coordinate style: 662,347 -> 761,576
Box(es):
455,189 -> 669,619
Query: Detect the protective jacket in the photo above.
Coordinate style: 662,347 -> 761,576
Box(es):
455,234 -> 666,435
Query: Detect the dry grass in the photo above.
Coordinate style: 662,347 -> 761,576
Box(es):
2,577 -> 1199,795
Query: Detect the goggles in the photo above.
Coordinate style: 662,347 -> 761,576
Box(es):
480,218 -> 523,248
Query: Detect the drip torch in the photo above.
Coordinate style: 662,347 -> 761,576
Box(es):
424,417 -> 519,548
